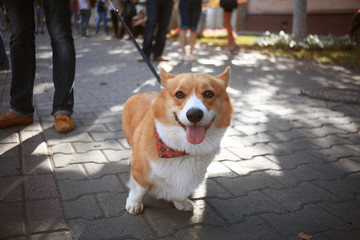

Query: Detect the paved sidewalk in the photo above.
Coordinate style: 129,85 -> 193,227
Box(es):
1,32 -> 360,240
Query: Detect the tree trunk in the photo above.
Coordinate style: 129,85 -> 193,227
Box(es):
292,0 -> 307,39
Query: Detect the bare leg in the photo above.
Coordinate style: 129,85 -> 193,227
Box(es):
223,11 -> 236,49
189,30 -> 197,56
179,29 -> 187,56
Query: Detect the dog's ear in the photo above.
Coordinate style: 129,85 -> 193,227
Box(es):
216,66 -> 231,87
159,67 -> 176,88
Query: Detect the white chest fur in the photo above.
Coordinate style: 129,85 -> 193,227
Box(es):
148,154 -> 214,201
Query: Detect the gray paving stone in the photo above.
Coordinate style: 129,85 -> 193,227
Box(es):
0,157 -> 21,176
83,161 -> 129,178
52,151 -> 107,167
64,195 -> 103,219
265,149 -> 327,169
144,200 -> 226,237
317,196 -> 360,229
213,148 -> 240,161
206,161 -> 237,178
265,165 -> 330,187
55,164 -> 87,180
317,145 -> 360,162
0,143 -> 21,158
208,191 -> 287,222
227,144 -> 275,160
90,131 -> 125,142
192,178 -> 233,199
25,174 -> 59,200
96,192 -> 128,217
215,172 -> 284,197
22,155 -> 53,175
26,198 -> 68,234
0,202 -> 26,239
102,149 -> 132,162
45,132 -> 93,145
303,125 -> 347,138
73,139 -> 123,153
48,143 -> 75,154
314,173 -> 360,201
59,175 -> 125,201
0,176 -> 23,201
174,216 -> 282,240
222,156 -> 282,175
322,229 -> 360,240
0,131 -> 19,144
261,204 -> 347,239
264,182 -> 340,212
269,138 -> 321,155
69,214 -> 156,240
29,231 -> 72,240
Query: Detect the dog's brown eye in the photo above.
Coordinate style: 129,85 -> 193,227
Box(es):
203,91 -> 214,98
175,91 -> 185,99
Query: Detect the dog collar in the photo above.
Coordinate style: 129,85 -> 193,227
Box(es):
155,130 -> 187,158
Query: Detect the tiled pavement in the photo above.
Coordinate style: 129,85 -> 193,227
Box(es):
1,32 -> 360,240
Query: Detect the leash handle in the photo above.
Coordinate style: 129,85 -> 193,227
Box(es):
106,0 -> 161,84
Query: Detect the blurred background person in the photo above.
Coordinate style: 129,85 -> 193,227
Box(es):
109,0 -> 121,38
95,0 -> 109,35
79,0 -> 91,37
178,0 -> 201,62
71,0 -> 80,35
220,0 -> 239,54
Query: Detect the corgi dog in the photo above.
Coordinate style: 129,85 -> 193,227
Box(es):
122,67 -> 233,215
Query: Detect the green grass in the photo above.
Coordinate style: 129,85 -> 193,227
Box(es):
197,35 -> 360,67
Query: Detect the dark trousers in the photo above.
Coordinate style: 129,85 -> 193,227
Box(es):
143,0 -> 173,59
4,0 -> 75,116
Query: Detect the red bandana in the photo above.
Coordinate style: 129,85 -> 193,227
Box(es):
155,130 -> 187,158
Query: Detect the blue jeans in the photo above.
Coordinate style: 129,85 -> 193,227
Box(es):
80,9 -> 91,37
143,0 -> 173,59
95,12 -> 109,34
4,0 -> 76,116
0,34 -> 9,68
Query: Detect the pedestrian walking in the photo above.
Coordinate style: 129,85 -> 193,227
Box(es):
138,0 -> 173,61
79,0 -> 92,37
95,0 -> 109,35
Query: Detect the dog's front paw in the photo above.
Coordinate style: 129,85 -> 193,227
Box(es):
173,199 -> 194,212
126,198 -> 144,215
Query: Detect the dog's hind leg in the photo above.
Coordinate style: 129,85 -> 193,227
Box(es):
173,198 -> 194,212
126,176 -> 148,215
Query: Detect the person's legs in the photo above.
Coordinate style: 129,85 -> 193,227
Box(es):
142,0 -> 158,58
0,34 -> 9,69
152,0 -> 173,59
80,9 -> 90,36
223,10 -> 235,49
178,0 -> 189,57
43,0 -> 75,117
189,31 -> 197,55
111,10 -> 119,37
103,13 -> 109,34
4,0 -> 36,117
95,13 -> 101,33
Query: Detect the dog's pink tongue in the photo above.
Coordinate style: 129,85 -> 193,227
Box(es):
186,126 -> 206,144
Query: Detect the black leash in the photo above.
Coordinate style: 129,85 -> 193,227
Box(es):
107,0 -> 161,84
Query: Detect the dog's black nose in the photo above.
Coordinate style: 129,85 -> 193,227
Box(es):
186,108 -> 203,123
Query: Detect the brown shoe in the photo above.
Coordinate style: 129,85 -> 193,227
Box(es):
54,114 -> 75,133
0,112 -> 33,129
153,56 -> 169,61
137,57 -> 144,62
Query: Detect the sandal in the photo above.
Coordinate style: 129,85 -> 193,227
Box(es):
0,112 -> 33,129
